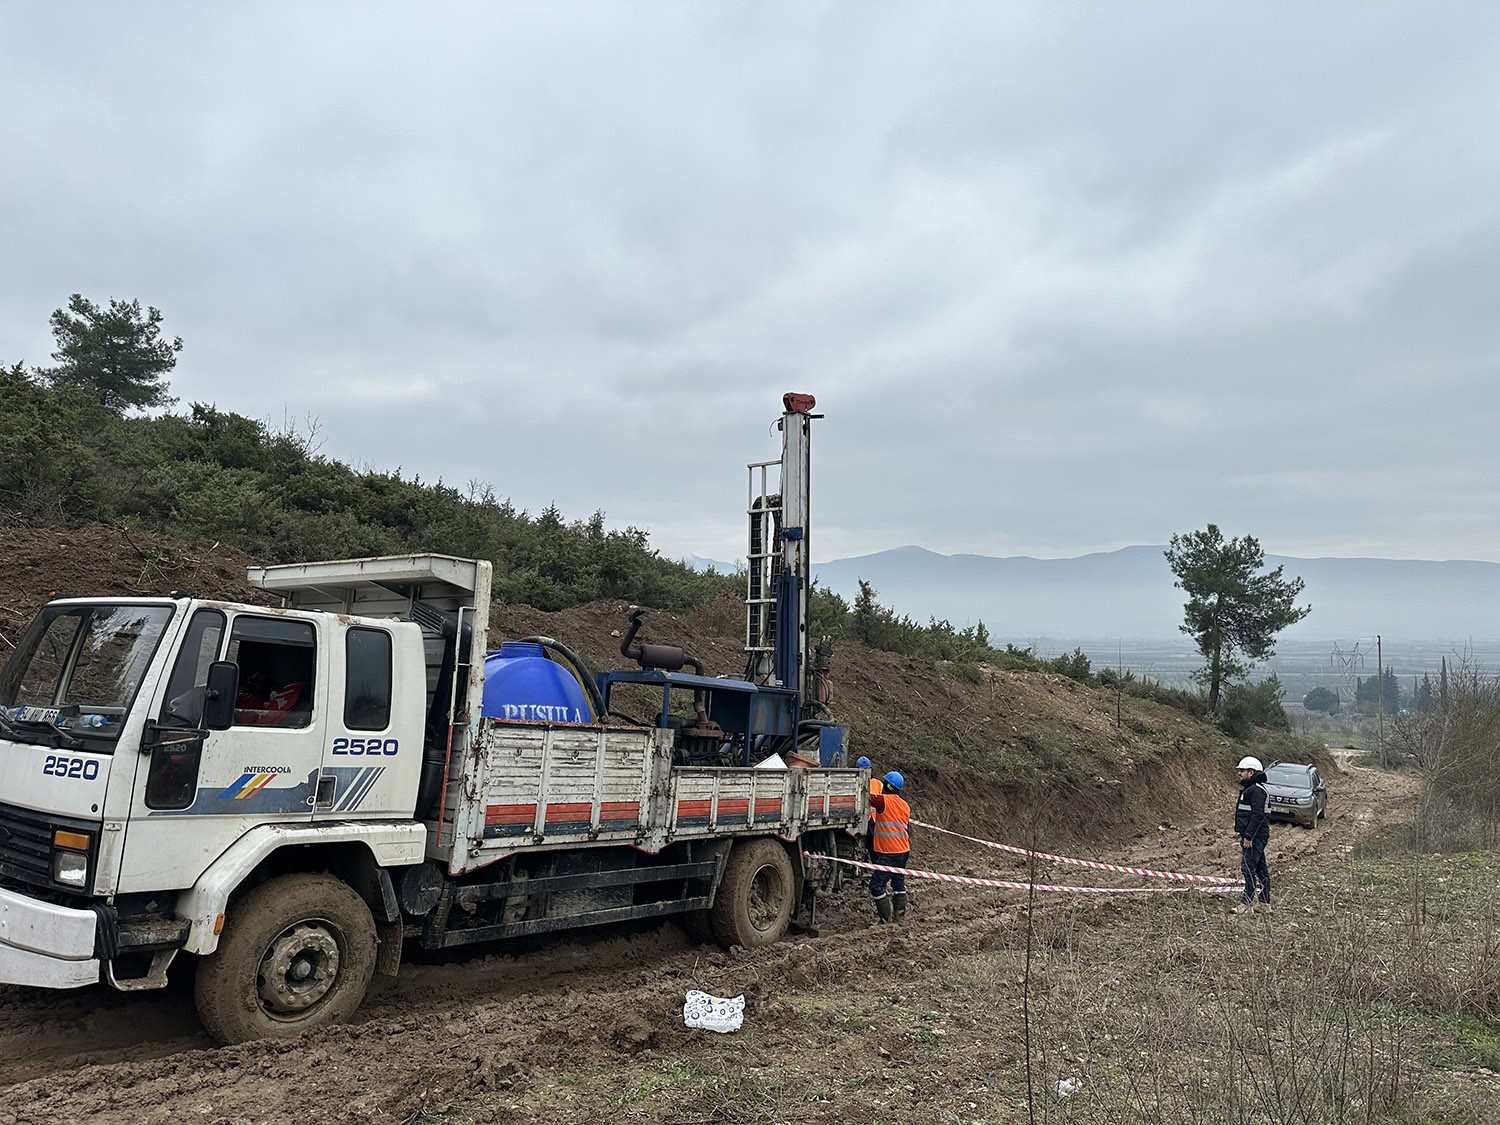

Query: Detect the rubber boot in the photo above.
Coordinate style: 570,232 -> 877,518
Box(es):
892,892 -> 907,921
874,895 -> 893,925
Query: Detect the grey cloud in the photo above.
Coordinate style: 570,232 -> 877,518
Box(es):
3,3 -> 1499,568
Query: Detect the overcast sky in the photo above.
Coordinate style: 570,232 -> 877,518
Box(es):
4,4 -> 1498,567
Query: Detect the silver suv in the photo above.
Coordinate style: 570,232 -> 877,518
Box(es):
1264,761 -> 1328,829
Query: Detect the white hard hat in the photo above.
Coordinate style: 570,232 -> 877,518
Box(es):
1236,756 -> 1263,771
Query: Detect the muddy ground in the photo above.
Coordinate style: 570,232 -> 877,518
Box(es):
0,762 -> 1408,1123
0,525 -> 1459,1122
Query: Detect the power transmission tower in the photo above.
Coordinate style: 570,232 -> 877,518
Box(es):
1329,642 -> 1364,704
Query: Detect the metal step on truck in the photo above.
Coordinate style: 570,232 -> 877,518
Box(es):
0,393 -> 865,1044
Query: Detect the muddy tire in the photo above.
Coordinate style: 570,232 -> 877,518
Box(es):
194,873 -> 377,1045
710,838 -> 795,949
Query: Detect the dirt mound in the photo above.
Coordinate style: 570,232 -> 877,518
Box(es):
0,523 -> 273,646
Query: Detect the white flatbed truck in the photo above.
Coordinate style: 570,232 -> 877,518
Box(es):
0,394 -> 863,1043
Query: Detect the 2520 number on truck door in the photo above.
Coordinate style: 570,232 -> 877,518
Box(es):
330,738 -> 399,756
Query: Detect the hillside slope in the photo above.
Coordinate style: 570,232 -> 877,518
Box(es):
0,523 -> 274,642
2,523 -> 1254,856
497,594 -> 1249,850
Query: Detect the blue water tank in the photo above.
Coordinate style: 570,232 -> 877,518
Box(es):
481,642 -> 593,724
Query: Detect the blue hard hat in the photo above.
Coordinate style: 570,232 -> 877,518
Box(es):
883,770 -> 905,791
856,756 -> 872,770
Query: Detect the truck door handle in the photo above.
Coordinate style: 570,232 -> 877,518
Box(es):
315,775 -> 337,808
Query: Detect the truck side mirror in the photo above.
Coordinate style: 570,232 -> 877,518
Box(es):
204,661 -> 239,731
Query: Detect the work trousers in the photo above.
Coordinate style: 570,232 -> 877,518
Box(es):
1240,837 -> 1270,904
870,851 -> 908,899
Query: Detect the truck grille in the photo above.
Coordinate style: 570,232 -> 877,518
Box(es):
0,801 -> 63,889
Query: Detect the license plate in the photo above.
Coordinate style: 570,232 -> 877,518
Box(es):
7,706 -> 60,723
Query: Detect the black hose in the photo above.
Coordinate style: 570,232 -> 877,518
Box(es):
517,636 -> 607,722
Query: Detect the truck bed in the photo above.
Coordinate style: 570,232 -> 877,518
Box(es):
434,720 -> 865,875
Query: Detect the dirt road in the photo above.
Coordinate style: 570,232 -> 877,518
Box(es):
0,758 -> 1415,1125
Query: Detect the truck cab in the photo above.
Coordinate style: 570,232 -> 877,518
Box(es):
0,586 -> 432,992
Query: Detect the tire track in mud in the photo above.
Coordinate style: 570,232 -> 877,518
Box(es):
0,983 -> 206,1085
0,921 -> 696,1088
0,902 -> 1003,1124
0,760 -> 1411,1123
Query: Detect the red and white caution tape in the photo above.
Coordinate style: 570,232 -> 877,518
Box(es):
909,818 -> 1238,886
805,853 -> 1239,894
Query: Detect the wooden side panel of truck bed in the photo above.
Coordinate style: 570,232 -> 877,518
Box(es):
437,720 -> 866,875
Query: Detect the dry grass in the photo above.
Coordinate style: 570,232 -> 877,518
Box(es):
1003,853 -> 1500,1124
412,847 -> 1499,1125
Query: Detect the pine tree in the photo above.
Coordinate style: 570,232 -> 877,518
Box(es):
1164,524 -> 1312,711
41,294 -> 182,411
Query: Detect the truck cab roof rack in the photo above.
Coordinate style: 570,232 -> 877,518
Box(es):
247,553 -> 489,616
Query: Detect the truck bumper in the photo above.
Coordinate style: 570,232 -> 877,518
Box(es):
0,885 -> 101,989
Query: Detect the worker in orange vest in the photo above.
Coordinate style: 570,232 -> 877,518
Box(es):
868,770 -> 910,923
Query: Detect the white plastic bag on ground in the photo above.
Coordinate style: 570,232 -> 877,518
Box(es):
683,989 -> 745,1033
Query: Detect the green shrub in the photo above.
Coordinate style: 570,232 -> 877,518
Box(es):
0,372 -> 738,613
944,661 -> 985,685
1121,679 -> 1210,719
1218,675 -> 1290,739
1044,646 -> 1092,682
1304,685 -> 1341,714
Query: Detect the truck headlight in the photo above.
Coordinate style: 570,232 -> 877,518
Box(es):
52,829 -> 93,888
52,850 -> 89,886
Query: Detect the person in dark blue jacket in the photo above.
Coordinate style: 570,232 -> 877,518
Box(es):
1233,755 -> 1271,911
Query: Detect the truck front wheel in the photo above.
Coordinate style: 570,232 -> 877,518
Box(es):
194,872 -> 377,1045
710,838 -> 795,949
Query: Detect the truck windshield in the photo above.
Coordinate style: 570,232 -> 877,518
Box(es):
0,603 -> 174,749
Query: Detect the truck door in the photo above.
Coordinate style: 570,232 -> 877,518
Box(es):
312,622 -> 415,821
116,610 -> 326,893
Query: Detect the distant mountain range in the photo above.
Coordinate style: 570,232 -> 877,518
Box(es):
800,546 -> 1500,645
677,554 -> 738,574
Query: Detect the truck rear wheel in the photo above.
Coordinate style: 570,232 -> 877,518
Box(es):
710,838 -> 795,949
194,872 -> 377,1045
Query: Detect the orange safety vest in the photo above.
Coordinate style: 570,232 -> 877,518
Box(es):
871,793 -> 911,854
